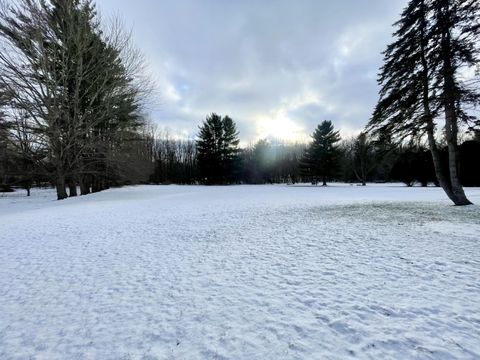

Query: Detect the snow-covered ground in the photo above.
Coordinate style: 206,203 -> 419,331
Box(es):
1,184 -> 479,359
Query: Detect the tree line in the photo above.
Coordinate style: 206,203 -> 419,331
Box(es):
2,107 -> 480,197
0,0 -> 479,206
148,115 -> 480,189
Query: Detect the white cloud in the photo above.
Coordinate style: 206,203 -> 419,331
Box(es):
97,0 -> 407,142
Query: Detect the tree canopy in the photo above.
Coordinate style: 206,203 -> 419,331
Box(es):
367,0 -> 479,205
301,120 -> 341,186
196,113 -> 240,185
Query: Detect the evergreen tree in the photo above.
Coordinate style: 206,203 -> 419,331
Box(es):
459,140 -> 480,186
429,0 -> 479,205
390,146 -> 437,187
221,116 -> 241,182
196,113 -> 240,184
0,0 -> 148,199
368,0 -> 479,205
301,120 -> 341,186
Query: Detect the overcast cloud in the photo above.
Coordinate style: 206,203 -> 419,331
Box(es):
97,0 -> 408,142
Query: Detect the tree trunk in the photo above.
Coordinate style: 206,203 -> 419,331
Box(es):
56,175 -> 68,200
353,167 -> 366,186
92,177 -> 102,193
425,114 -> 470,205
444,108 -> 472,205
322,176 -> 327,186
426,121 -> 456,200
80,176 -> 90,195
68,181 -> 78,197
418,2 -> 471,205
440,27 -> 472,205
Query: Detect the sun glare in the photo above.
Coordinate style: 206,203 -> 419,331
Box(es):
256,116 -> 306,142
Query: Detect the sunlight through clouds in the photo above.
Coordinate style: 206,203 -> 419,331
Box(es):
96,0 -> 407,141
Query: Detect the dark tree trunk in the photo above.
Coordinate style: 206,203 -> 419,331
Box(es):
68,180 -> 78,197
80,176 -> 90,195
322,176 -> 327,186
353,168 -> 366,186
426,121 -> 456,200
418,2 -> 471,205
56,175 -> 68,200
444,109 -> 471,205
440,27 -> 472,205
92,177 -> 102,193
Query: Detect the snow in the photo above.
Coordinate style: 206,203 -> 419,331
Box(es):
0,184 -> 479,359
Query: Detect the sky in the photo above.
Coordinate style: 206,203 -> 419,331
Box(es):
96,0 -> 408,143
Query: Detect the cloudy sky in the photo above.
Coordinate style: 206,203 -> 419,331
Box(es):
97,0 -> 408,143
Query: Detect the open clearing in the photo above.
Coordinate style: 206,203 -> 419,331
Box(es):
1,184 -> 480,359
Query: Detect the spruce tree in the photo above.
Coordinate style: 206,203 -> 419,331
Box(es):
368,0 -> 479,205
196,113 -> 240,184
221,116 -> 241,182
302,120 -> 341,186
429,0 -> 479,205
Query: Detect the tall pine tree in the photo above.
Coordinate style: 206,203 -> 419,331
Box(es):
430,0 -> 479,205
301,120 -> 341,186
196,113 -> 240,184
368,0 -> 479,205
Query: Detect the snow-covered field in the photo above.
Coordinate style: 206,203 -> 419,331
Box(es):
1,184 -> 480,360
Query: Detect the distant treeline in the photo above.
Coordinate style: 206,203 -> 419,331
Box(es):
1,0 -> 479,202
148,127 -> 480,188
2,111 -> 480,196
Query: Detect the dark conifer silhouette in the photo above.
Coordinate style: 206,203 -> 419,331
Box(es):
196,113 -> 240,184
301,120 -> 341,186
368,0 -> 479,205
